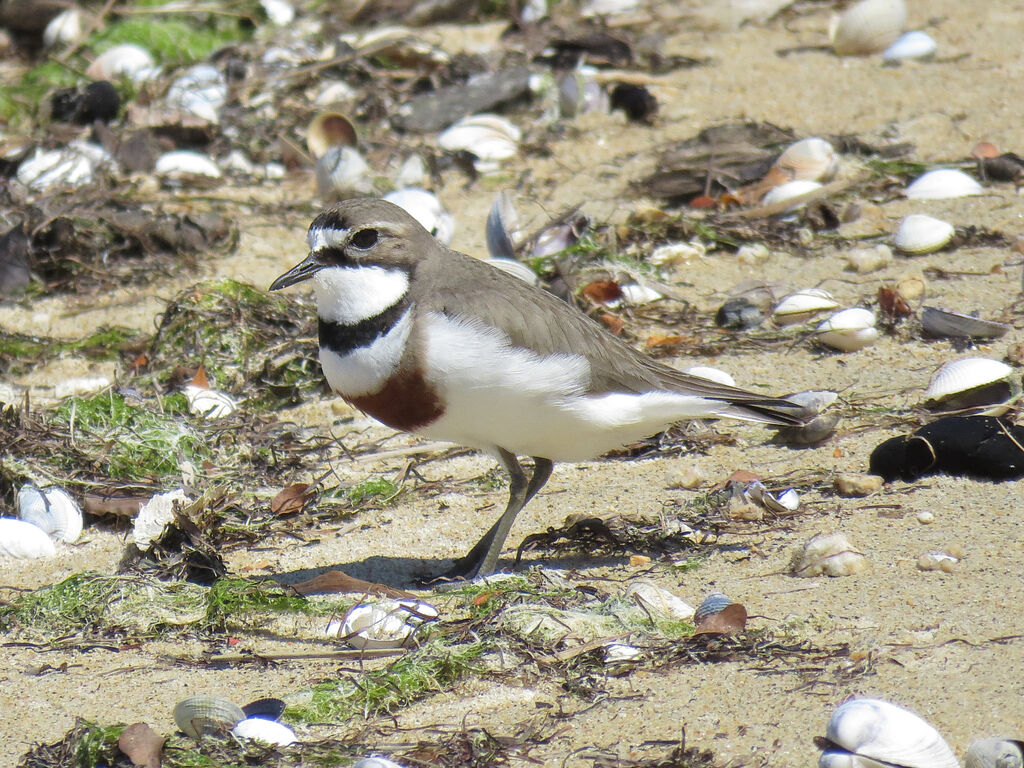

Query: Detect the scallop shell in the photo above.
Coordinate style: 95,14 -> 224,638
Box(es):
683,366 -> 736,387
184,385 -> 237,419
822,698 -> 958,768
816,308 -> 879,352
438,114 -> 520,171
922,358 -> 1017,415
17,485 -> 83,543
0,518 -> 58,559
905,169 -> 983,199
86,44 -> 159,82
774,138 -> 839,182
761,179 -> 823,209
315,145 -> 371,197
173,695 -> 245,739
307,112 -> 358,161
882,30 -> 937,62
231,717 -> 297,746
693,592 -> 733,624
624,581 -> 695,621
893,214 -> 954,254
965,738 -> 1024,768
484,258 -> 539,285
831,0 -> 907,56
920,307 -> 1009,340
383,188 -> 455,245
773,288 -> 840,325
335,599 -> 438,650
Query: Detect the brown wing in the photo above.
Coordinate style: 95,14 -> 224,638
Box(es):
413,247 -> 807,425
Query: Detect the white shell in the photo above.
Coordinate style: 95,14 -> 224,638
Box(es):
965,738 -> 1024,768
18,144 -> 99,192
619,283 -> 663,304
882,30 -> 937,62
184,385 -> 237,419
86,44 -> 158,82
831,0 -> 907,55
823,698 -> 959,768
746,482 -> 800,513
54,375 -> 111,399
893,214 -> 954,254
383,188 -> 455,245
0,518 -> 58,559
683,366 -> 736,387
17,485 -> 83,543
315,145 -> 371,197
43,8 -> 82,48
155,151 -> 222,181
773,288 -> 840,325
133,489 -> 190,549
775,138 -> 839,182
336,600 -> 438,650
624,581 -> 695,621
260,0 -> 295,25
231,717 -> 297,746
648,241 -> 705,266
483,258 -> 539,286
905,169 -> 983,200
438,114 -> 520,171
166,65 -> 227,124
174,696 -> 245,739
394,154 -> 427,188
761,179 -> 823,209
923,358 -> 1014,403
353,757 -> 407,768
816,308 -> 879,352
603,642 -> 642,664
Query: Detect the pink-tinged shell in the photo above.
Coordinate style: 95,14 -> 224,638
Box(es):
775,138 -> 839,182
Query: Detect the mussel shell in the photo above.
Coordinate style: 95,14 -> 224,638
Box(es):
965,738 -> 1024,768
693,592 -> 733,624
17,485 -> 83,543
824,698 -> 958,768
173,695 -> 245,739
920,307 -> 1009,340
241,697 -> 287,721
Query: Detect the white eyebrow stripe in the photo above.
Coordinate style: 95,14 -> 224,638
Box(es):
307,226 -> 350,251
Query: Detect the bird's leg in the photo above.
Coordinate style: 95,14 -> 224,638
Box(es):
447,454 -> 553,578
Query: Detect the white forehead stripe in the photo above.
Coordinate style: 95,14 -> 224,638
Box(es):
313,266 -> 410,325
307,226 -> 350,251
320,308 -> 412,397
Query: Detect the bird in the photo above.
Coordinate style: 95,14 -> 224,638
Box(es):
270,198 -> 810,579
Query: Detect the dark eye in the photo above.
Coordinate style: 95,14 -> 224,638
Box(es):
351,229 -> 378,249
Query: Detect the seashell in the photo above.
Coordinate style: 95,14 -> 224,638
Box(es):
716,297 -> 765,330
0,518 -> 58,559
166,65 -> 227,124
17,144 -> 103,192
893,214 -> 954,254
775,390 -> 841,444
353,757 -> 407,768
54,375 -> 111,399
174,695 -> 245,739
17,485 -> 83,543
774,138 -> 839,182
761,179 -> 822,209
231,717 -> 297,746
772,288 -> 840,325
531,223 -> 578,260
315,145 -> 372,198
558,67 -> 609,118
486,191 -> 519,261
438,114 -> 521,172
619,283 -> 663,304
649,241 -> 706,266
905,168 -> 983,200
922,358 -> 1018,416
693,592 -> 733,624
484,258 -> 539,286
916,551 -> 959,572
335,599 -> 438,650
43,8 -> 82,48
603,642 -> 642,665
965,738 -> 1024,768
133,488 -> 190,549
882,30 -> 937,62
815,308 -> 879,352
383,188 -> 454,245
745,481 -> 799,513
831,0 -> 907,56
624,581 -> 695,621
155,151 -> 222,182
920,307 -> 1009,340
184,385 -> 237,419
683,366 -> 736,387
307,112 -> 358,161
86,44 -> 159,83
241,698 -> 286,720
791,532 -> 867,577
820,698 -> 958,768
260,0 -> 295,25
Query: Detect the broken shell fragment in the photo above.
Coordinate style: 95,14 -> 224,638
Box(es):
86,44 -> 159,83
438,114 -> 520,171
774,138 -> 839,182
745,482 -> 799,513
893,214 -> 954,254
791,532 -> 867,577
231,717 -> 297,746
772,288 -> 840,325
919,307 -> 1009,340
155,151 -> 222,183
334,599 -> 438,650
17,142 -> 110,192
905,168 -> 983,199
831,0 -> 907,56
624,581 -> 695,621
133,488 -> 190,549
917,551 -> 959,572
815,308 -> 879,352
306,112 -> 358,160
882,30 -> 937,62
819,698 -> 958,768
922,358 -> 1018,416
965,738 -> 1024,768
383,188 -> 454,245
0,518 -> 58,559
17,485 -> 83,543
173,695 -> 245,739
184,385 -> 238,419
166,65 -> 227,124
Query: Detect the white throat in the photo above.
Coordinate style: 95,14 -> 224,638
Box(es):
313,265 -> 410,325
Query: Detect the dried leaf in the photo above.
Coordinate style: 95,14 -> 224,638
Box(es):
190,365 -> 210,389
581,280 -> 623,304
693,603 -> 747,635
118,722 -> 164,768
645,333 -> 684,348
270,483 -> 313,516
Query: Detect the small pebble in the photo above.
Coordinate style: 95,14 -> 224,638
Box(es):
834,473 -> 884,497
915,510 -> 935,524
917,552 -> 959,573
736,243 -> 770,264
846,244 -> 893,274
896,273 -> 926,301
629,554 -> 651,567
